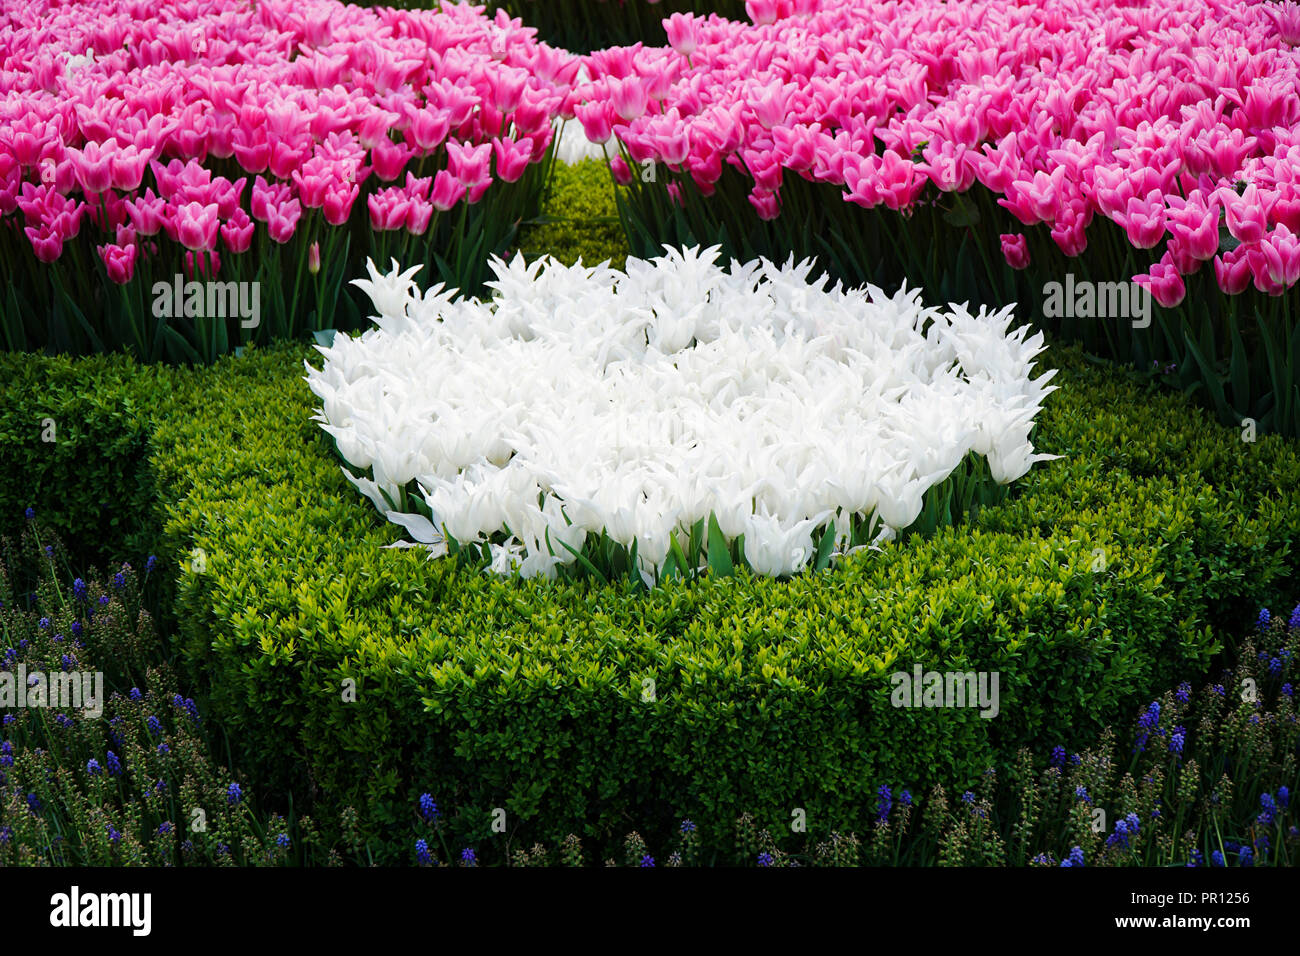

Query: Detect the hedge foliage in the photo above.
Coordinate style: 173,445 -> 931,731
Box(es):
126,338 -> 1297,859
0,353 -> 176,569
518,157 -> 629,271
4,315 -> 1299,858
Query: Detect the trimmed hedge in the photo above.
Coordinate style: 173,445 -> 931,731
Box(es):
519,158 -> 629,271
132,339 -> 1300,859
0,353 -> 177,569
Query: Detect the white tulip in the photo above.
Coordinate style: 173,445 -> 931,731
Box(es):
309,250 -> 1060,579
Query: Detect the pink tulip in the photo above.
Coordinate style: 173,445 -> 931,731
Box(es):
371,138 -> 414,182
1214,247 -> 1253,295
1261,224 -> 1300,288
610,155 -> 634,186
368,190 -> 412,231
67,141 -> 114,194
492,137 -> 533,183
251,176 -> 293,223
1166,196 -> 1221,261
24,223 -> 63,263
746,0 -> 780,26
750,79 -> 791,131
308,241 -> 321,275
665,13 -> 699,57
1000,234 -> 1031,270
266,198 -> 302,244
1119,192 -> 1167,250
609,76 -> 649,123
876,151 -> 921,211
1222,184 -> 1273,244
97,242 -> 137,284
292,159 -> 333,209
431,169 -> 467,211
323,182 -> 359,226
446,140 -> 492,189
406,199 -> 434,236
174,201 -> 220,252
109,143 -> 154,192
405,107 -> 453,153
1268,1 -> 1300,45
220,208 -> 255,254
575,101 -> 614,145
1134,254 -> 1186,308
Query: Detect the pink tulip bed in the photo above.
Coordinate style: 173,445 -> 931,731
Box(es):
2,0 -> 1300,870
0,0 -> 579,361
583,0 -> 1300,436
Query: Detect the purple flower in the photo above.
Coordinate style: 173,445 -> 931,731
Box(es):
876,783 -> 893,821
419,793 -> 438,821
227,782 -> 243,805
1169,726 -> 1186,756
415,839 -> 431,865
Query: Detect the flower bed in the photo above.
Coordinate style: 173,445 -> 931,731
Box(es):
307,248 -> 1056,582
0,0 -> 581,362
3,340 -> 1292,856
576,0 -> 1300,435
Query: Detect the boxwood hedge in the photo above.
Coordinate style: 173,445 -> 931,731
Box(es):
4,331 -> 1298,858
114,338 -> 1295,859
0,353 -> 175,570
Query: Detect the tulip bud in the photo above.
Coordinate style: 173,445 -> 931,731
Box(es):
308,241 -> 321,275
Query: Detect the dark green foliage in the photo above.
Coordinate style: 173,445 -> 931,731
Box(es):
0,353 -> 176,570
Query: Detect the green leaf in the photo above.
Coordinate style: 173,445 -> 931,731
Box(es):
814,520 -> 836,573
706,513 -> 733,579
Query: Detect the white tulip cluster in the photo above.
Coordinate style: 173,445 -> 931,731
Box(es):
306,246 -> 1059,582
